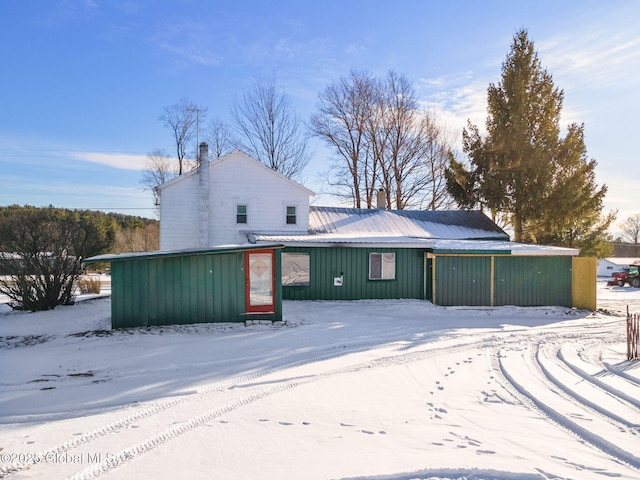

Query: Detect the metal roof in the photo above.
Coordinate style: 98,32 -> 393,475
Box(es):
308,206 -> 509,240
249,232 -> 437,248
431,239 -> 579,256
83,243 -> 284,264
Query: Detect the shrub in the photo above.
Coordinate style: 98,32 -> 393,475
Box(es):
77,276 -> 101,294
0,206 -> 116,311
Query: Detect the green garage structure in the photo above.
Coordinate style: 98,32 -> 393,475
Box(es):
275,244 -> 591,308
84,244 -> 283,329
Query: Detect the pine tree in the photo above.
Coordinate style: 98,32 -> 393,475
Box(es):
530,123 -> 614,257
447,29 -> 614,253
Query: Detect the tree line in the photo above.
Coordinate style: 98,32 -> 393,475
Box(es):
146,29 -> 615,257
0,206 -> 158,311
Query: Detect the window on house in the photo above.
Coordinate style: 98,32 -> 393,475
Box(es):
369,252 -> 396,280
236,205 -> 247,224
282,253 -> 310,286
286,206 -> 296,225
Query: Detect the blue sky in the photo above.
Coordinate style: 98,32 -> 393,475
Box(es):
1,1 -> 638,236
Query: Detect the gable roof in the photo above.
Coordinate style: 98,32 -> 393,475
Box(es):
156,149 -> 315,196
308,207 -> 509,240
249,207 -> 510,247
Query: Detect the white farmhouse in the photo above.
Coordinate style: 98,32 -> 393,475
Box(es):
158,145 -> 315,250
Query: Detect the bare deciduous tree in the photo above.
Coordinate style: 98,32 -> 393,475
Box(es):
310,71 -> 378,208
312,70 -> 454,210
231,76 -> 310,180
621,214 -> 640,244
140,149 -> 178,206
204,117 -> 237,160
0,206 -> 116,311
160,98 -> 207,175
418,113 -> 457,210
376,71 -> 436,210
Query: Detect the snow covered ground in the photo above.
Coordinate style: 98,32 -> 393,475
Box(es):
1,281 -> 639,480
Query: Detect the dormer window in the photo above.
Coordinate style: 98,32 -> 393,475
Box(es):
237,204 -> 247,224
286,206 -> 296,225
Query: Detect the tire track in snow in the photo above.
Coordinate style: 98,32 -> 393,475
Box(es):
536,344 -> 640,428
496,341 -> 640,471
2,315 -> 623,479
1,334 -> 488,479
66,323 -> 627,479
557,346 -> 640,411
64,335 -> 505,479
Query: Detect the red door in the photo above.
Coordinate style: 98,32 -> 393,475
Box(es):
245,250 -> 276,313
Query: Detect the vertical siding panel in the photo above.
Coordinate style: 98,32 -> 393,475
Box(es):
167,257 -> 179,325
436,256 -> 490,306
205,255 -> 214,321
212,254 -> 220,319
110,262 -> 124,328
282,246 -> 427,301
147,259 -> 159,326
105,246 -> 279,328
495,256 -> 572,307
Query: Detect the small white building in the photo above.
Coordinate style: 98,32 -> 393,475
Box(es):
597,257 -> 640,277
158,147 -> 315,250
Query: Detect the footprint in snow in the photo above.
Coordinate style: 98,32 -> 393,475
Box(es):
278,421 -> 293,426
477,449 -> 496,455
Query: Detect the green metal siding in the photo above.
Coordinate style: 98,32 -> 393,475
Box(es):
435,256 -> 492,306
282,246 -> 429,301
109,249 -> 282,328
494,256 -> 572,307
432,255 -> 573,307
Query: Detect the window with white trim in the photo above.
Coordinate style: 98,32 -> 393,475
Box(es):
282,253 -> 310,286
236,204 -> 247,224
286,206 -> 297,225
369,252 -> 396,280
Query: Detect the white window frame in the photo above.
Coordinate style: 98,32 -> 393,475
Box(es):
281,253 -> 310,286
286,205 -> 297,225
369,252 -> 396,280
236,204 -> 248,224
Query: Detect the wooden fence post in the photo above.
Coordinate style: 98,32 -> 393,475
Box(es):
628,306 -> 639,361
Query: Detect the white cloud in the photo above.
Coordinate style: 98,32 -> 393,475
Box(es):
417,73 -> 490,149
540,34 -> 640,85
148,20 -> 223,68
67,151 -> 148,171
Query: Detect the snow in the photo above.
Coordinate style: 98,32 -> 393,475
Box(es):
1,282 -> 640,480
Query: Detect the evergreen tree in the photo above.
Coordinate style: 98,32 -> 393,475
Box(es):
530,123 -> 614,257
446,29 -> 614,253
